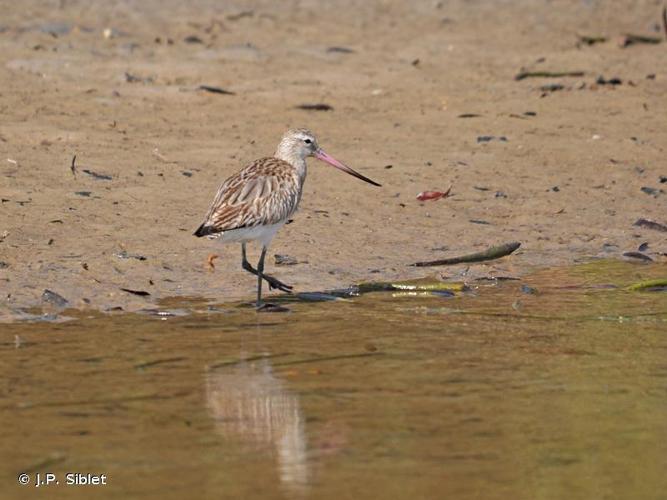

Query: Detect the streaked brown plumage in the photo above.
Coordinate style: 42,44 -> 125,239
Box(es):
196,157 -> 303,237
194,128 -> 380,309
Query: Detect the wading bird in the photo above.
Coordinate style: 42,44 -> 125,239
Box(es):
194,129 -> 380,309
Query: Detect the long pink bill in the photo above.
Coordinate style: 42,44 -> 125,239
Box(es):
314,149 -> 381,187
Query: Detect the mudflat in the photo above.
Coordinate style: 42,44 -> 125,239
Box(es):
1,0 -> 665,317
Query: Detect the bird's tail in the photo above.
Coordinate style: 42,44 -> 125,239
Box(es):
194,223 -> 214,237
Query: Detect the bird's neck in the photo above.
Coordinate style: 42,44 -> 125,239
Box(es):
275,149 -> 307,180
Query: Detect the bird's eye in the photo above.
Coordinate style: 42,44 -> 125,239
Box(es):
304,138 -> 312,144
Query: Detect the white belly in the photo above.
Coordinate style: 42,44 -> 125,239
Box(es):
215,222 -> 286,248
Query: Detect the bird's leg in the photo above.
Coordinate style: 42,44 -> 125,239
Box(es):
241,243 -> 293,293
256,246 -> 267,307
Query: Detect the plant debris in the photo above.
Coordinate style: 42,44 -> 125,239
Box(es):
634,218 -> 667,232
540,83 -> 565,92
622,251 -> 653,262
125,72 -> 154,84
617,34 -> 662,48
416,186 -> 451,201
355,278 -> 465,294
198,85 -> 235,95
627,279 -> 667,292
515,70 -> 584,81
641,186 -> 663,196
82,169 -> 112,181
183,35 -> 203,44
207,254 -> 218,270
411,241 -> 521,267
115,250 -> 147,261
327,46 -> 355,53
477,136 -> 508,143
227,10 -> 254,21
295,103 -> 333,111
576,35 -> 607,46
120,288 -> 151,296
294,292 -> 341,302
596,75 -> 622,86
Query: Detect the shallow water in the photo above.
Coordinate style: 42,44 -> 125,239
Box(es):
2,260 -> 666,500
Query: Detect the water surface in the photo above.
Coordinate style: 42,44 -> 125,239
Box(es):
2,260 -> 666,499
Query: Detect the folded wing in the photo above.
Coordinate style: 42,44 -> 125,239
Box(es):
194,159 -> 299,237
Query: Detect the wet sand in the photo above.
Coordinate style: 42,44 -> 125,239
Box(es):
1,0 -> 666,317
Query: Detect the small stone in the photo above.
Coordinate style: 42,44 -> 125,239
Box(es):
42,289 -> 69,308
641,187 -> 660,196
275,254 -> 298,266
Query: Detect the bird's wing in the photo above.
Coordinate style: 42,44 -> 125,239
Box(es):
195,158 -> 298,236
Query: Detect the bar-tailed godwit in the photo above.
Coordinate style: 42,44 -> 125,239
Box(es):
194,129 -> 380,309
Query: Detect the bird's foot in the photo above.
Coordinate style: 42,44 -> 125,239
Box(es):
241,260 -> 293,293
265,275 -> 293,293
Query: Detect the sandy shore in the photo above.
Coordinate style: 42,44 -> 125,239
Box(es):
1,0 -> 666,318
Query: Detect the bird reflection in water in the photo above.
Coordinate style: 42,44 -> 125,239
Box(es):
205,358 -> 309,493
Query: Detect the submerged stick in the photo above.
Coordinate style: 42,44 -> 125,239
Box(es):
627,279 -> 667,291
411,241 -> 521,267
356,278 -> 465,293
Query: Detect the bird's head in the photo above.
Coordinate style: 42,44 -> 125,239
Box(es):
276,128 -> 319,161
275,128 -> 381,187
